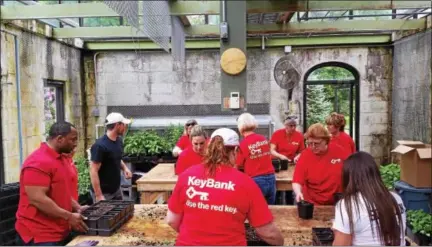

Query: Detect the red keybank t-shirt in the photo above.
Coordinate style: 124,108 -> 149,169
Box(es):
176,135 -> 192,150
293,142 -> 349,205
175,148 -> 205,175
330,132 -> 356,155
168,165 -> 274,246
236,133 -> 274,177
16,143 -> 73,243
270,129 -> 305,160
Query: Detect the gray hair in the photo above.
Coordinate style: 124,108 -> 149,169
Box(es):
237,113 -> 258,134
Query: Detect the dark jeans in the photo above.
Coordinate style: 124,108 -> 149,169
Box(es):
253,174 -> 276,205
16,232 -> 74,246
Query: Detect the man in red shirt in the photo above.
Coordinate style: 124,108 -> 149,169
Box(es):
293,123 -> 350,205
166,128 -> 283,246
175,125 -> 207,175
15,122 -> 88,246
236,113 -> 276,205
270,116 -> 305,163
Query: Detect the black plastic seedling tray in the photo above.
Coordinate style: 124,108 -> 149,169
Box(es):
0,218 -> 16,233
312,228 -> 334,246
0,205 -> 18,221
0,184 -> 19,198
81,200 -> 135,236
0,228 -> 17,245
0,194 -> 19,208
86,210 -> 134,236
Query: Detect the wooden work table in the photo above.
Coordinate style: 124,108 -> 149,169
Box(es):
136,163 -> 294,204
67,204 -> 334,246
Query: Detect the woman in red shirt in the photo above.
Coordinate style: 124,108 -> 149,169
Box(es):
270,115 -> 305,163
175,125 -> 207,175
293,123 -> 350,205
172,119 -> 198,157
236,113 -> 276,205
166,128 -> 283,246
325,112 -> 356,154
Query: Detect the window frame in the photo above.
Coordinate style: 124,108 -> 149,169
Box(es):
44,79 -> 65,124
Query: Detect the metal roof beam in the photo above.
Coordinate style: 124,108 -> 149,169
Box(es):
52,19 -> 427,39
1,1 -> 431,19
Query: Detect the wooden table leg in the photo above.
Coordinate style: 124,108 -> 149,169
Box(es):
162,192 -> 169,203
140,192 -> 162,204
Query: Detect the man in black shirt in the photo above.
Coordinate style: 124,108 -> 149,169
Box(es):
90,112 -> 132,202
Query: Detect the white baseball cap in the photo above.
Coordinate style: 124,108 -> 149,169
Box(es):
105,112 -> 131,126
210,128 -> 239,146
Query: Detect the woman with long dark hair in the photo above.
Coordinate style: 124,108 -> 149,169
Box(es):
332,151 -> 406,246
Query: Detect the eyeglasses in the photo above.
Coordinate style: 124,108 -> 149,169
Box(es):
306,140 -> 324,147
285,124 -> 296,128
186,122 -> 197,127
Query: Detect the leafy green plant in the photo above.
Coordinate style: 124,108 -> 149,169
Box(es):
407,210 -> 432,237
163,124 -> 184,152
75,156 -> 91,196
123,130 -> 171,156
379,163 -> 400,190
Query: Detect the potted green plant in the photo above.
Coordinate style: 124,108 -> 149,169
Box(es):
406,210 -> 432,245
379,163 -> 400,190
75,156 -> 92,205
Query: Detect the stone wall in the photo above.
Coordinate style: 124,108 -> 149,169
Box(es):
84,46 -> 393,164
392,30 -> 431,146
0,23 -> 84,183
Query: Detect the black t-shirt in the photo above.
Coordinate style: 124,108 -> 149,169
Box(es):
90,135 -> 123,194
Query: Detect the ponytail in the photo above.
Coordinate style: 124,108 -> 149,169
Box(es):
203,136 -> 235,177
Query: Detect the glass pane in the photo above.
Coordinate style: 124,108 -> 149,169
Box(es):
188,15 -> 205,25
353,10 -> 392,20
306,85 -> 333,127
208,15 -> 219,25
39,0 -> 59,4
4,0 -> 25,6
307,66 -> 355,81
44,87 -> 57,136
83,17 -> 121,27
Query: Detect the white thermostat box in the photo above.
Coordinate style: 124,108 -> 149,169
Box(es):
229,92 -> 240,109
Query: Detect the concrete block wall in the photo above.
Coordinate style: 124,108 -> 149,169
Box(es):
0,24 -> 84,183
392,30 -> 431,146
86,46 -> 392,164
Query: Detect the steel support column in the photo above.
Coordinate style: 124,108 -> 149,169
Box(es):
220,0 -> 247,111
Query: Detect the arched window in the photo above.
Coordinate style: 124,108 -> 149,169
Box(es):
303,62 -> 360,149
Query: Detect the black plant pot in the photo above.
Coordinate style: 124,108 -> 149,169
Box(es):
272,160 -> 280,173
280,160 -> 289,170
297,200 -> 314,219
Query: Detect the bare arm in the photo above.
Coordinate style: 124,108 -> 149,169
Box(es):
332,230 -> 352,246
293,183 -> 304,202
71,199 -> 81,213
166,209 -> 183,233
26,186 -> 88,232
89,161 -> 103,199
26,186 -> 73,220
255,222 -> 284,246
120,160 -> 132,179
270,144 -> 288,160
